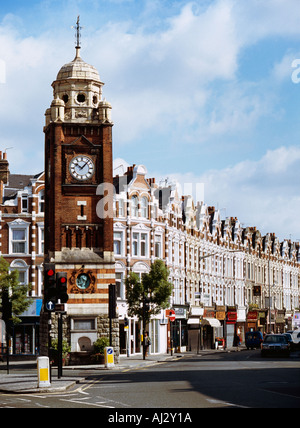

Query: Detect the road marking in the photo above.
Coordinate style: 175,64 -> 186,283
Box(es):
206,398 -> 249,408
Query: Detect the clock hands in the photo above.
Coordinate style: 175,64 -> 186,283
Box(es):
78,161 -> 88,170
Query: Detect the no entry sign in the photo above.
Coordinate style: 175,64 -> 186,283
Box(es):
169,310 -> 176,322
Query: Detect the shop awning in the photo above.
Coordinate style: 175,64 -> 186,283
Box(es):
202,318 -> 221,327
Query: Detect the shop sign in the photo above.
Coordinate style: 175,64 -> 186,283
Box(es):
216,311 -> 226,320
174,308 -> 187,319
204,309 -> 215,318
293,313 -> 300,329
227,312 -> 237,324
276,314 -> 285,323
247,311 -> 258,321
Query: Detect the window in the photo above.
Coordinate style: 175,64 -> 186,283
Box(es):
118,199 -> 124,217
39,190 -> 45,213
39,227 -> 44,254
21,195 -> 28,213
140,233 -> 147,257
116,272 -> 125,299
10,260 -> 28,288
114,231 -> 123,256
154,234 -> 162,258
132,232 -> 148,257
12,229 -> 26,254
73,319 -> 96,330
140,197 -> 148,218
131,195 -> 138,217
8,220 -> 29,255
132,233 -> 138,256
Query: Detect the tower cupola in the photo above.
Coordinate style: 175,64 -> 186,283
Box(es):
45,17 -> 112,126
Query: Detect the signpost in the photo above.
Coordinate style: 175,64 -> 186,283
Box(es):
169,310 -> 176,322
166,310 -> 176,355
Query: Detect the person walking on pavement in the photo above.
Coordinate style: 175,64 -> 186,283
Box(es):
144,331 -> 151,356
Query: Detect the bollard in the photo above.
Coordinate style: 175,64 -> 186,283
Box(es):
104,346 -> 114,368
37,356 -> 51,388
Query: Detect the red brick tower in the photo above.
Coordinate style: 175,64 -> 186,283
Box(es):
40,20 -> 117,360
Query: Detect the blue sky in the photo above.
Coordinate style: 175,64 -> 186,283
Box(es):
1,0 -> 300,241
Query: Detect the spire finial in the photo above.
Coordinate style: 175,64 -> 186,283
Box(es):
72,16 -> 83,57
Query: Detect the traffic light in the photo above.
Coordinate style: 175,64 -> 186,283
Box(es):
56,272 -> 68,303
44,263 -> 56,309
109,283 -> 116,318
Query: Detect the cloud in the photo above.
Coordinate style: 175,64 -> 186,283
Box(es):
165,145 -> 300,241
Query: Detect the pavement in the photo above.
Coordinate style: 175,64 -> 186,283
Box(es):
0,347 -> 245,394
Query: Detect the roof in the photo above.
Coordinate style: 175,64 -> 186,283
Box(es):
3,173 -> 35,201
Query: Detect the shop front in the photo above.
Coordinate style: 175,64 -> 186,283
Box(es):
257,310 -> 267,333
275,310 -> 285,333
226,308 -> 237,348
246,310 -> 258,332
171,306 -> 188,352
216,306 -> 226,347
236,307 -> 246,345
6,298 -> 42,356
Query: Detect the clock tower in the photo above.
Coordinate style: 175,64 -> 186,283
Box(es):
40,19 -> 118,361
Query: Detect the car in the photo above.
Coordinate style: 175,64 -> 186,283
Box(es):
245,331 -> 264,349
283,333 -> 296,351
261,334 -> 290,357
290,329 -> 300,349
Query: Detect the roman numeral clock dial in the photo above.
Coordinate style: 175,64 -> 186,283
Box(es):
69,155 -> 95,181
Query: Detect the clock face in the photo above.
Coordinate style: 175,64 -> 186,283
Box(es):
69,155 -> 94,181
76,273 -> 91,290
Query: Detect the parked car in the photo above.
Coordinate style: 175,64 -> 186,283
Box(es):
290,329 -> 300,349
245,331 -> 264,349
283,333 -> 296,351
261,334 -> 290,357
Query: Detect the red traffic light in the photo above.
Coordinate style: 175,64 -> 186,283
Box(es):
58,276 -> 67,284
47,269 -> 55,277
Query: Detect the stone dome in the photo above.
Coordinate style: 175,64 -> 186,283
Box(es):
56,48 -> 101,83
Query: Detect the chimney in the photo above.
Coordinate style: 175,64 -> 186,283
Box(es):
0,151 -> 9,205
0,151 -> 9,184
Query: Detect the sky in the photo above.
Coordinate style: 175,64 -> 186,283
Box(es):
0,0 -> 300,242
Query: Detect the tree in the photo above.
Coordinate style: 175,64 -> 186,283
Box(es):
0,257 -> 32,325
125,259 -> 172,358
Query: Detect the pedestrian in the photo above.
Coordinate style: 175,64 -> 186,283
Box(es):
144,331 -> 151,356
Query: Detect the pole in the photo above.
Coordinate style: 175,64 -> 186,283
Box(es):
109,316 -> 112,347
268,257 -> 271,334
6,329 -> 9,375
142,292 -> 146,360
57,312 -> 62,379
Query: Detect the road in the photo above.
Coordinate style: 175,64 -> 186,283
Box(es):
0,349 -> 299,411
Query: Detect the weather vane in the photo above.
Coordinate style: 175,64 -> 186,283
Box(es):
72,16 -> 83,49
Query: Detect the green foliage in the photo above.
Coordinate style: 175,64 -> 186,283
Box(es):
125,259 -> 172,324
51,338 -> 71,358
0,257 -> 32,324
93,337 -> 110,354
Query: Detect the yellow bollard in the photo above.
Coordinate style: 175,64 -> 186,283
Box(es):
37,356 -> 51,388
104,346 -> 114,368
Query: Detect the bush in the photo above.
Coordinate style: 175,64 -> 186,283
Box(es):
93,337 -> 109,354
